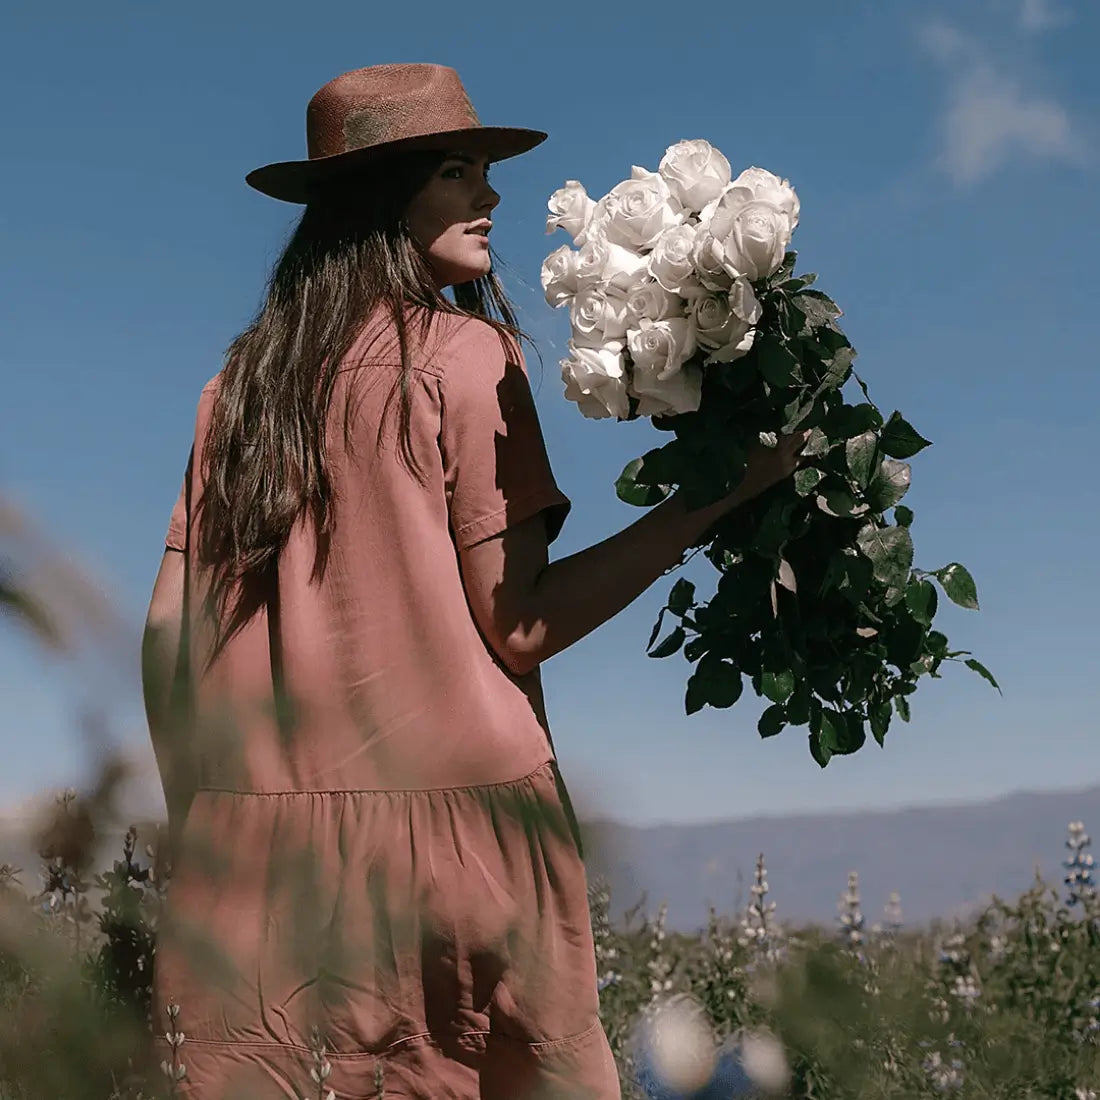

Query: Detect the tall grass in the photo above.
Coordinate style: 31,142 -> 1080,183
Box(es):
2,497 -> 1098,1098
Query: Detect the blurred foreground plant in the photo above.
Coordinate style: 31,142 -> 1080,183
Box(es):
2,496 -> 1096,1098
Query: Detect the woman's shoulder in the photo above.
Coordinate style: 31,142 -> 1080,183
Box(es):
430,312 -> 524,372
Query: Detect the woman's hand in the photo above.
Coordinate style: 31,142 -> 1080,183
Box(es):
724,430 -> 810,510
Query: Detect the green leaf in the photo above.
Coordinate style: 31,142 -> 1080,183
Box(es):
801,428 -> 831,458
894,505 -> 914,528
808,731 -> 832,768
828,712 -> 867,755
825,402 -> 882,438
851,368 -> 873,405
845,431 -> 878,488
649,627 -> 686,659
866,459 -> 911,511
761,669 -> 795,704
786,687 -> 811,726
856,524 -> 915,588
904,578 -> 938,627
615,456 -> 672,506
818,346 -> 856,391
895,695 -> 911,722
794,289 -> 843,329
646,608 -> 667,651
965,658 -> 1002,693
817,488 -> 859,517
756,335 -> 799,386
870,703 -> 892,746
880,411 -> 932,459
887,611 -> 927,669
684,637 -> 709,662
935,563 -> 980,610
779,272 -> 817,292
686,654 -> 744,713
758,704 -> 787,738
769,251 -> 798,285
794,467 -> 825,496
781,399 -> 815,433
819,709 -> 843,751
668,578 -> 695,616
783,299 -> 807,339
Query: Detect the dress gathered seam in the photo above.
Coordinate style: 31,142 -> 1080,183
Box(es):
192,758 -> 555,798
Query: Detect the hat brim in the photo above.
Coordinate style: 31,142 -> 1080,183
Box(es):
245,126 -> 548,204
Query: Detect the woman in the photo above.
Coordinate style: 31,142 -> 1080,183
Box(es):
141,63 -> 804,1099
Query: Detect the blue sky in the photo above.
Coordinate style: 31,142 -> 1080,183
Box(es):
1,0 -> 1098,827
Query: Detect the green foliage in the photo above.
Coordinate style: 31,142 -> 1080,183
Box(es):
618,252 -> 995,764
589,829 -> 1100,1100
1,819 -> 1098,1099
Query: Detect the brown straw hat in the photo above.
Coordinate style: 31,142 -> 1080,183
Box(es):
246,63 -> 548,204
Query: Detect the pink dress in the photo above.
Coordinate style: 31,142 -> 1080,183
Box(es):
151,309 -> 620,1099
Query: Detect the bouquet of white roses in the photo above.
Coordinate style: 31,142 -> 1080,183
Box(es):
542,140 -> 997,767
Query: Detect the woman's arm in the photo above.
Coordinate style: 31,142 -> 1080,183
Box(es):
459,432 -> 807,677
141,548 -> 194,860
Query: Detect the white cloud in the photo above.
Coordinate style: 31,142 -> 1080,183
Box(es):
918,20 -> 1083,185
941,66 -> 1076,184
1018,0 -> 1070,31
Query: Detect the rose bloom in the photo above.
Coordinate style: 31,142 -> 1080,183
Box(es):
574,232 -> 650,293
599,166 -> 686,252
625,279 -> 683,324
658,139 -> 732,215
541,243 -> 580,308
647,222 -> 700,295
626,316 -> 697,381
708,192 -> 793,282
689,277 -> 760,365
546,179 -> 596,243
561,341 -> 631,419
570,284 -> 630,344
691,229 -> 735,292
630,359 -> 703,417
730,166 -> 800,230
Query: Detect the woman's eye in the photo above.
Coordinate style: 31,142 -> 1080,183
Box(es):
443,165 -> 491,181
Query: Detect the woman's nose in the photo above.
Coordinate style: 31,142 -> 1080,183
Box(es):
480,182 -> 500,213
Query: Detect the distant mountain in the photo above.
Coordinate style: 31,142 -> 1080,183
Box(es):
580,784 -> 1100,932
3,785 -> 1097,935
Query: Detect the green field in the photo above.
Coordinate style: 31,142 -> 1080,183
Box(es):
1,806 -> 1096,1099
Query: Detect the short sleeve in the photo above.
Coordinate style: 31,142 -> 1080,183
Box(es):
164,447 -> 194,552
439,320 -> 572,551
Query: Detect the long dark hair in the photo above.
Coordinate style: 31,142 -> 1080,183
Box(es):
196,148 -> 540,651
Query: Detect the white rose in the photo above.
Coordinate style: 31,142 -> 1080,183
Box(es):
626,316 -> 697,381
688,278 -> 760,365
647,222 -> 700,295
570,284 -> 630,344
625,279 -> 683,324
709,192 -> 792,282
541,244 -> 580,309
600,166 -> 686,253
546,180 -> 596,243
729,274 -> 764,325
730,166 -> 800,230
574,193 -> 610,248
574,233 -> 650,293
560,341 -> 631,420
630,360 -> 703,417
690,230 -> 734,292
658,139 -> 732,215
